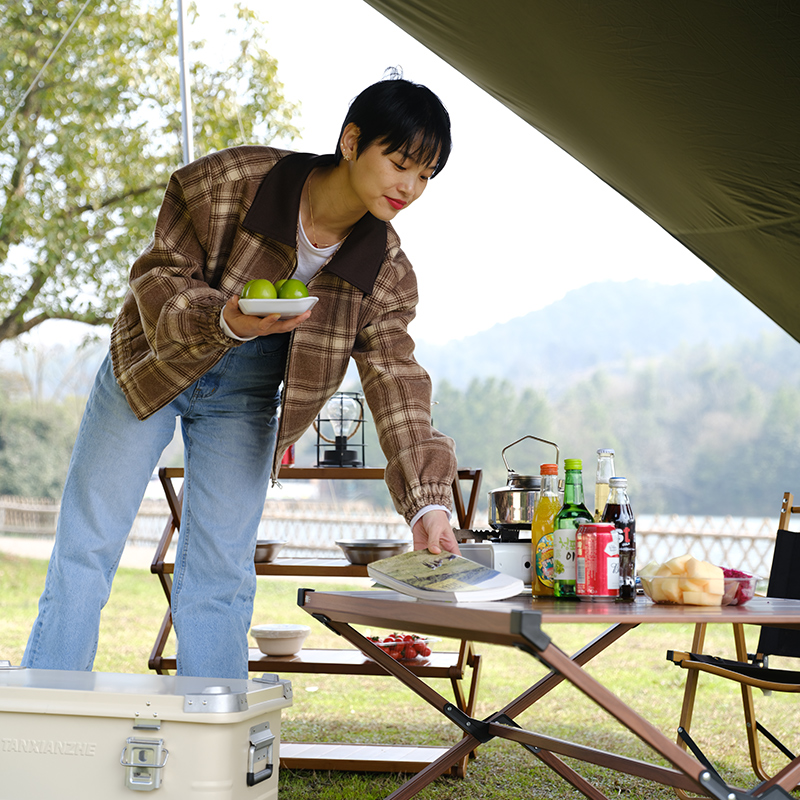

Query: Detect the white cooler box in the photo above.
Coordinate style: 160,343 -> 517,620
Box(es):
0,666 -> 292,800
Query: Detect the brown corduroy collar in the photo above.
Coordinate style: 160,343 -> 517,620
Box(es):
242,152 -> 387,295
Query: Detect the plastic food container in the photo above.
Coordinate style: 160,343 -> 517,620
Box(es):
641,568 -> 757,606
250,624 -> 310,656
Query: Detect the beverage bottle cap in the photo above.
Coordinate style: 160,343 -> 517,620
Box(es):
564,458 -> 583,471
597,448 -> 615,456
610,476 -> 628,487
539,463 -> 558,475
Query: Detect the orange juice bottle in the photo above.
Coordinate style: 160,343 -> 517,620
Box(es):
531,463 -> 561,597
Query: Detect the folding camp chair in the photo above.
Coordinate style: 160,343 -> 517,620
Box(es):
666,492 -> 800,794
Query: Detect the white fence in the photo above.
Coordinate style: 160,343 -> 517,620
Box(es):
0,495 -> 784,576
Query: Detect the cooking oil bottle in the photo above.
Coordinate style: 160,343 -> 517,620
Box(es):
531,463 -> 561,597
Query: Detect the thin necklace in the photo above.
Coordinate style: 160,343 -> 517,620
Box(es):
307,173 -> 329,248
307,172 -> 355,249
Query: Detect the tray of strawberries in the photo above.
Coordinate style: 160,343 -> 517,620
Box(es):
367,633 -> 436,661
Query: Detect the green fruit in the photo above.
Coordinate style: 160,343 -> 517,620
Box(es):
277,278 -> 309,299
274,279 -> 287,292
241,279 -> 277,300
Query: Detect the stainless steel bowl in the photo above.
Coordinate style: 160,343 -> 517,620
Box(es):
336,539 -> 411,565
254,540 -> 286,563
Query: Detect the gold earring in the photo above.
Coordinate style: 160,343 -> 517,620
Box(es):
341,144 -> 350,162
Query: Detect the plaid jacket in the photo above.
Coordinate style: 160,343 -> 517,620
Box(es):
109,146 -> 457,522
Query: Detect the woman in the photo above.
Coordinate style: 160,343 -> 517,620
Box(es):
23,76 -> 459,679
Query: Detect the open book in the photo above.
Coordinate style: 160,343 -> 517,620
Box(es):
367,549 -> 525,602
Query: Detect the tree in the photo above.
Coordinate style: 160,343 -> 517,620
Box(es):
0,390 -> 80,498
0,0 -> 298,344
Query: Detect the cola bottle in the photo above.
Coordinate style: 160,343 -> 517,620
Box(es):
601,476 -> 636,600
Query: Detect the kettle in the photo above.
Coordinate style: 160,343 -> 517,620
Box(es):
487,435 -> 560,536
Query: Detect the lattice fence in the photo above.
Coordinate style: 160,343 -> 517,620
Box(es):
636,514 -> 778,577
0,496 -> 59,537
0,496 -> 783,574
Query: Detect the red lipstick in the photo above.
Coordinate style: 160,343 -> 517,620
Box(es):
386,197 -> 407,210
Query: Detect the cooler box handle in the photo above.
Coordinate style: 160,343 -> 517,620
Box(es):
247,722 -> 275,786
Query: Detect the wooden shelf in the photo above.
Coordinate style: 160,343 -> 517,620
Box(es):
150,647 -> 467,679
151,558 -> 370,578
280,742 -> 462,775
148,465 -> 484,774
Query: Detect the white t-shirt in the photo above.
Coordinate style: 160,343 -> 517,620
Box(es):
222,214 -> 450,531
295,214 -> 340,282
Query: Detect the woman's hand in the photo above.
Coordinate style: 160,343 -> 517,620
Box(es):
412,509 -> 461,555
223,295 -> 312,338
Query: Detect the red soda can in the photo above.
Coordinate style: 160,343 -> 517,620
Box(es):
576,523 -> 619,601
281,444 -> 295,466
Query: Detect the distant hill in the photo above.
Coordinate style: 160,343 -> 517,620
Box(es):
414,277 -> 796,393
3,277 -> 797,403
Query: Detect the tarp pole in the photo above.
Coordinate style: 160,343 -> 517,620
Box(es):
177,0 -> 194,165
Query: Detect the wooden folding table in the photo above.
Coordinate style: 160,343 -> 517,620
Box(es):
298,589 -> 800,800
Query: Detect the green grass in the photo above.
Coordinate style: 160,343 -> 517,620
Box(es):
2,550 -> 799,799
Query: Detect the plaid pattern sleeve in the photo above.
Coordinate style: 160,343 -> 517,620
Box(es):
351,246 -> 458,523
110,147 -> 296,419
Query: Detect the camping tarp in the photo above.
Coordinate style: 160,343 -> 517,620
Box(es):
364,1 -> 800,340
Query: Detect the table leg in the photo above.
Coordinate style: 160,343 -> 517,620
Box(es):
512,610 -> 755,800
754,758 -> 800,797
315,615 -> 658,800
499,622 -> 637,719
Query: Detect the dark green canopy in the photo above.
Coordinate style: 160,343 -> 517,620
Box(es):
365,1 -> 800,340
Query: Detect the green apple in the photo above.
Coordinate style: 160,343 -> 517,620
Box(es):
277,278 -> 309,299
241,279 -> 277,299
274,279 -> 287,292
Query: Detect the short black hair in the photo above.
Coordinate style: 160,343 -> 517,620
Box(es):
335,75 -> 452,177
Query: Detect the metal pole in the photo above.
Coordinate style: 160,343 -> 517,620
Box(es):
177,0 -> 194,165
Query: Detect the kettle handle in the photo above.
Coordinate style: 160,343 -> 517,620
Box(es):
501,435 -> 560,473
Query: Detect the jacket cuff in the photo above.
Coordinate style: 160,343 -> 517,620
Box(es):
219,306 -> 257,341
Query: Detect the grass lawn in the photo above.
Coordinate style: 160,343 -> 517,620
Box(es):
2,550 -> 799,799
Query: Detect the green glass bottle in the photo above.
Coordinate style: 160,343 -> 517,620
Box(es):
553,458 -> 593,598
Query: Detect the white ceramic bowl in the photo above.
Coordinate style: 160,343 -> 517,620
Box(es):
250,623 -> 310,656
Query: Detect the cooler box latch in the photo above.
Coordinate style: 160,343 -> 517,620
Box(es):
120,737 -> 169,792
247,722 -> 275,786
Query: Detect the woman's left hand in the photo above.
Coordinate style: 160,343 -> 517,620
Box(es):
412,509 -> 461,555
223,294 -> 312,338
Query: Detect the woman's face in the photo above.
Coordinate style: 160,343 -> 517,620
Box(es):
346,133 -> 438,222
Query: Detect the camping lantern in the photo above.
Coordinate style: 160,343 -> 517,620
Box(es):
315,392 -> 365,467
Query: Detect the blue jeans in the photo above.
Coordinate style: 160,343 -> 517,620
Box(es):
22,334 -> 288,679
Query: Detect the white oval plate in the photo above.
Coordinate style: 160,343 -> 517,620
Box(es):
238,296 -> 318,318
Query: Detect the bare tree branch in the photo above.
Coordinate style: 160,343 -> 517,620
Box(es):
64,182 -> 168,219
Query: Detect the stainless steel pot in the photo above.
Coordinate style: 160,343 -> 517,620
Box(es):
488,435 -> 560,532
